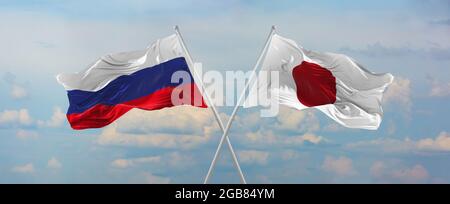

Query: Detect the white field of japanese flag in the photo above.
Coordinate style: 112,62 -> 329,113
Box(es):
244,34 -> 394,130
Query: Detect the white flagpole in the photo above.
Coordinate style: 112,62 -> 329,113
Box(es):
203,26 -> 277,184
174,26 -> 247,184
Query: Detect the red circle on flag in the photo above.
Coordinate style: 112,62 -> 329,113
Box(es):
292,61 -> 337,107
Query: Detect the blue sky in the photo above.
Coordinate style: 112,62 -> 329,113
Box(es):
0,0 -> 449,183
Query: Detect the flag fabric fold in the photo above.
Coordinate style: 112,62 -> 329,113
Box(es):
57,34 -> 207,130
245,34 -> 394,130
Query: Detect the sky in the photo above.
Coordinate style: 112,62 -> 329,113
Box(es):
0,0 -> 449,183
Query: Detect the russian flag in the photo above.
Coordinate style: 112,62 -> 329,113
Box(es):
57,35 -> 207,130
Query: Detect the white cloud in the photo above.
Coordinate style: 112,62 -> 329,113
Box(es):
12,163 -> 34,174
430,82 -> 450,97
276,108 -> 307,130
416,132 -> 450,151
287,133 -> 324,145
164,152 -> 196,169
383,77 -> 412,112
321,156 -> 357,177
97,107 -> 220,149
322,123 -> 346,132
238,150 -> 269,165
140,173 -> 171,184
234,111 -> 261,131
235,107 -> 324,148
280,150 -> 303,161
111,159 -> 132,169
346,131 -> 450,153
275,107 -> 319,132
391,165 -> 429,183
37,107 -> 65,128
111,152 -> 194,174
11,84 -> 28,99
387,120 -> 396,136
98,124 -> 212,149
347,138 -> 416,153
0,109 -> 33,127
0,107 -> 66,129
243,130 -> 324,147
244,130 -> 278,145
115,106 -> 218,135
111,156 -> 161,169
370,161 -> 429,183
98,125 -> 179,148
370,161 -> 386,179
341,42 -> 450,60
129,172 -> 170,184
428,77 -> 450,97
2,72 -> 29,100
16,129 -> 39,140
47,157 -> 62,169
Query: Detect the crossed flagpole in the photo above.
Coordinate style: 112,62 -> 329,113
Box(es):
174,26 -> 277,184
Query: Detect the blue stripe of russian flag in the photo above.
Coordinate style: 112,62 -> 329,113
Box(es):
66,57 -> 207,130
